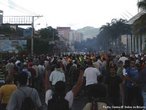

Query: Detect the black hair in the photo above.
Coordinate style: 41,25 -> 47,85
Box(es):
122,52 -> 126,56
18,71 -> 28,86
124,60 -> 130,68
54,81 -> 66,98
87,59 -> 93,66
55,61 -> 61,68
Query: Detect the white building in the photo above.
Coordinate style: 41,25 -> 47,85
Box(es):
69,30 -> 83,43
69,30 -> 83,51
127,10 -> 146,53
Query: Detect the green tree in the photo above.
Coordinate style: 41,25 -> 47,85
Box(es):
98,19 -> 131,52
0,24 -> 16,36
27,38 -> 51,55
39,26 -> 58,41
99,23 -> 113,51
27,26 -> 59,55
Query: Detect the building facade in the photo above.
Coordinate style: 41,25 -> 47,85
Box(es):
127,10 -> 146,54
57,27 -> 84,52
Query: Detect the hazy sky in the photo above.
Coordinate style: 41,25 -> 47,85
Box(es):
0,0 -> 139,30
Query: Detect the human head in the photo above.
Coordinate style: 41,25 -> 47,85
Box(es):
124,60 -> 130,68
87,59 -> 93,67
28,62 -> 33,68
130,60 -> 136,67
55,61 -> 61,68
118,60 -> 123,67
18,71 -> 28,86
54,81 -> 66,97
109,64 -> 117,76
122,52 -> 126,57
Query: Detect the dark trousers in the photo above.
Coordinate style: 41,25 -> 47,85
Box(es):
85,84 -> 97,102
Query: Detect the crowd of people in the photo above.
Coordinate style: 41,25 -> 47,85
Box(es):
0,51 -> 146,110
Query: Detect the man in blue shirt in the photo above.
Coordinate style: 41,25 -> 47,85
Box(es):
124,59 -> 143,106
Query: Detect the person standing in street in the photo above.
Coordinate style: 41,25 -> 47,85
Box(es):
49,61 -> 66,90
6,71 -> 42,110
0,75 -> 17,110
83,59 -> 101,102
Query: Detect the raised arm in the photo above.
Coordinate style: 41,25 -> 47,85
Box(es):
72,68 -> 84,97
44,64 -> 52,91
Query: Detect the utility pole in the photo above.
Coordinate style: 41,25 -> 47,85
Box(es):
31,15 -> 43,56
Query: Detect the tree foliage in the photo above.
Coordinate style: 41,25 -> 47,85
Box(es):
74,19 -> 131,53
97,18 -> 131,52
27,38 -> 52,55
39,26 -> 59,40
27,26 -> 60,55
0,24 -> 16,36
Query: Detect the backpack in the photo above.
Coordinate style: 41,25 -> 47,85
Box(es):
47,95 -> 69,110
20,89 -> 35,110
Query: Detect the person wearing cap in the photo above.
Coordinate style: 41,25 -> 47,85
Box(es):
6,71 -> 42,110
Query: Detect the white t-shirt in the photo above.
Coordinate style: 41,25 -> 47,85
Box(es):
84,67 -> 101,86
118,56 -> 128,65
49,70 -> 66,85
45,89 -> 74,108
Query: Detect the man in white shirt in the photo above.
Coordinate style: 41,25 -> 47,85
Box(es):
118,52 -> 128,65
83,59 -> 101,101
45,66 -> 84,109
49,62 -> 66,86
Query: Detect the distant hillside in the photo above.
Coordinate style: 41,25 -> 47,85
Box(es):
76,26 -> 100,40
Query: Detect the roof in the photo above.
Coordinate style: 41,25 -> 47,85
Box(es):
127,10 -> 146,24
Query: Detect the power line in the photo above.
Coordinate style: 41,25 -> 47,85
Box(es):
0,1 -> 30,15
7,0 -> 38,15
0,0 -> 38,15
120,14 -> 128,20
